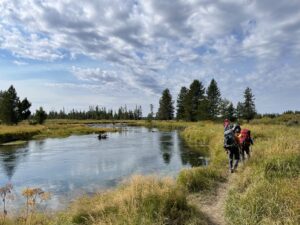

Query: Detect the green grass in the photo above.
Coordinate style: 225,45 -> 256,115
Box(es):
225,124 -> 300,225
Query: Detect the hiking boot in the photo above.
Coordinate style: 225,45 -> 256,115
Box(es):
230,168 -> 234,173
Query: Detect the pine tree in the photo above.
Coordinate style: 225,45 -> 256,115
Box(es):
184,80 -> 205,121
197,97 -> 210,120
35,107 -> 47,124
219,99 -> 236,121
206,79 -> 221,119
0,85 -> 20,124
157,89 -> 174,120
227,103 -> 236,121
236,101 -> 244,119
18,98 -> 31,121
176,86 -> 188,120
243,87 -> 256,122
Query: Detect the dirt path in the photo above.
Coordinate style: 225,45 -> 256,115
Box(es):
188,175 -> 235,225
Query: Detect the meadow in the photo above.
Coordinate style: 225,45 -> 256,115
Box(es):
0,116 -> 299,225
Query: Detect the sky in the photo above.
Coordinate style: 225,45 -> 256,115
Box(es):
0,0 -> 299,115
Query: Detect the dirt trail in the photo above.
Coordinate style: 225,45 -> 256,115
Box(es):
189,175 -> 235,225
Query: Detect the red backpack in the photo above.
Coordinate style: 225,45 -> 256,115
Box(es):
240,129 -> 251,145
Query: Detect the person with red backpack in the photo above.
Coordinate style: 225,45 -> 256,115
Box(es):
238,128 -> 254,160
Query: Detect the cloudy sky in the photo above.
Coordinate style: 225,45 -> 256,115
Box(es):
0,0 -> 299,114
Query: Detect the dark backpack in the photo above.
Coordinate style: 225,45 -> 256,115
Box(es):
224,128 -> 236,148
233,124 -> 241,133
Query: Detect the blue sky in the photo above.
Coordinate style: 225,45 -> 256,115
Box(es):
0,0 -> 299,114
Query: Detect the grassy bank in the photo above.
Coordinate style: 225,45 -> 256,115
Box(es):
0,120 -> 118,144
177,122 -> 228,193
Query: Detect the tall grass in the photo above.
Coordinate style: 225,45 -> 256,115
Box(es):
0,125 -> 44,144
177,122 -> 228,193
65,176 -> 207,225
225,124 -> 300,225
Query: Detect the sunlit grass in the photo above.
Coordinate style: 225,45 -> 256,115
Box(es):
225,124 -> 300,225
56,176 -> 206,225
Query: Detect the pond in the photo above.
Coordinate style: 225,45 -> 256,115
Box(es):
0,125 -> 208,211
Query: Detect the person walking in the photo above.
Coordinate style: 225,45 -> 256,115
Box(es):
224,124 -> 241,173
238,128 -> 254,160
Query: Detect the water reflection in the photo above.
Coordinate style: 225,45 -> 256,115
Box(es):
159,132 -> 174,164
0,143 -> 30,181
178,138 -> 209,167
0,125 -> 209,210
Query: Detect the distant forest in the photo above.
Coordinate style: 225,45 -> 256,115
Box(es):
0,80 -> 299,125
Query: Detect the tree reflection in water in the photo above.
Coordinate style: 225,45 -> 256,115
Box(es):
159,132 -> 174,164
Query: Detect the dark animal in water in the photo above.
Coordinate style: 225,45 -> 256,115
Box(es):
98,134 -> 108,140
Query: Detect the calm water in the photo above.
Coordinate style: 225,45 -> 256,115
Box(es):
0,125 -> 208,210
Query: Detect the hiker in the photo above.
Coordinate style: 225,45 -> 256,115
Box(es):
224,124 -> 241,173
238,128 -> 253,160
233,123 -> 241,134
224,119 -> 230,131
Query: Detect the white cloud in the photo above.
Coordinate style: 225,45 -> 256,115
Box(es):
0,0 -> 300,113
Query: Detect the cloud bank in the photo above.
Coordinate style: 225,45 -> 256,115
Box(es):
0,0 -> 299,112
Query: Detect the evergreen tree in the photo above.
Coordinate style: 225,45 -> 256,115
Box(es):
35,107 -> 47,124
17,98 -> 31,121
236,101 -> 244,119
197,97 -> 210,120
227,103 -> 236,121
206,79 -> 221,119
184,80 -> 205,121
157,89 -> 174,120
176,86 -> 188,120
243,87 -> 256,122
0,85 -> 19,124
147,104 -> 154,120
219,99 -> 236,121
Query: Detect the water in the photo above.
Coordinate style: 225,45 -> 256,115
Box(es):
0,125 -> 208,211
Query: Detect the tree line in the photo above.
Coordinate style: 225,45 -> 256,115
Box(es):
0,85 -> 143,124
156,79 -> 256,122
47,105 -> 143,120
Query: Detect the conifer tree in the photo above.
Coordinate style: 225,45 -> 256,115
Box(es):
236,101 -> 244,119
206,79 -> 221,119
184,80 -> 205,121
197,97 -> 210,120
243,87 -> 256,122
227,103 -> 236,121
0,85 -> 20,124
35,107 -> 47,124
176,87 -> 188,120
18,98 -> 31,121
220,99 -> 236,121
157,89 -> 174,120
